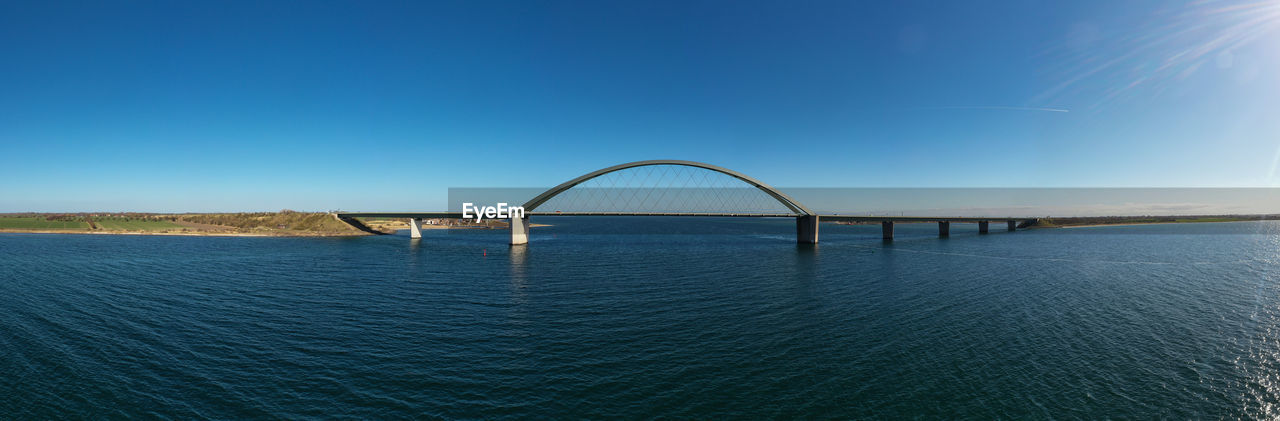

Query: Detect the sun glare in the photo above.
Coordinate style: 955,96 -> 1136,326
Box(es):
1036,0 -> 1280,108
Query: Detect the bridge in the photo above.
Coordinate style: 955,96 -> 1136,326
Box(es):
336,160 -> 1037,245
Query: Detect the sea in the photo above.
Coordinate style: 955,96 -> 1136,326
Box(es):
2,217 -> 1279,418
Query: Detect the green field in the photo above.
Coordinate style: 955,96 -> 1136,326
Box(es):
92,217 -> 186,231
177,212 -> 364,233
0,215 -> 186,231
0,216 -> 91,230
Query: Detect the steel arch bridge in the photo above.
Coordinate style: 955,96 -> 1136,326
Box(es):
336,160 -> 1035,244
522,159 -> 814,217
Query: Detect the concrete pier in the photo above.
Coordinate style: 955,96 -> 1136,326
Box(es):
938,221 -> 950,237
796,215 -> 819,244
978,221 -> 989,234
409,218 -> 422,239
882,221 -> 894,240
1007,220 -> 1017,231
510,216 -> 530,245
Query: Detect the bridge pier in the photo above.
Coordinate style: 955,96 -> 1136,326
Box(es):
882,221 -> 894,240
796,215 -> 819,244
1007,220 -> 1017,231
938,221 -> 950,237
510,216 -> 529,245
409,218 -> 422,239
978,221 -> 989,234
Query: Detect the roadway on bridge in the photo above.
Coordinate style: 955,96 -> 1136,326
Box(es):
335,160 -> 1035,244
336,212 -> 1029,223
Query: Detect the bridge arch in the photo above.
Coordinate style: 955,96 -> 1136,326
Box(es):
521,160 -> 814,216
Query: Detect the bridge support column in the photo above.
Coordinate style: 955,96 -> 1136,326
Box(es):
796,215 -> 819,244
882,221 -> 894,240
510,216 -> 529,245
409,218 -> 422,239
938,221 -> 950,237
1007,220 -> 1017,231
978,221 -> 989,234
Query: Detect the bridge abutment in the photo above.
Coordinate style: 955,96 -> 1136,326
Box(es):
796,215 -> 819,244
510,217 -> 530,245
1007,220 -> 1017,231
409,218 -> 422,239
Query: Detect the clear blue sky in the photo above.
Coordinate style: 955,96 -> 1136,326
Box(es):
2,0 -> 1278,212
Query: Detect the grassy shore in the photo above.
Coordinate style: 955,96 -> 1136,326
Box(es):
0,212 -> 371,236
0,212 -> 553,237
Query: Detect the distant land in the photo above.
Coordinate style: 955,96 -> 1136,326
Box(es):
0,211 -> 526,237
1027,215 -> 1280,228
1,212 -> 1276,237
0,211 -> 371,236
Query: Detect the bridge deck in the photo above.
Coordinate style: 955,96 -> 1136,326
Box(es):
821,216 -> 1023,223
337,212 -> 1028,222
338,212 -> 464,219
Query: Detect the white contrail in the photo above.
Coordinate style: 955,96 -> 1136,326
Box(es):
913,105 -> 1070,113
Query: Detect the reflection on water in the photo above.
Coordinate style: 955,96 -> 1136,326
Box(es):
508,244 -> 528,287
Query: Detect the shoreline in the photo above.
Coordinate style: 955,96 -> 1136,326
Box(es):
0,223 -> 555,237
3,216 -> 1261,237
0,229 -> 365,237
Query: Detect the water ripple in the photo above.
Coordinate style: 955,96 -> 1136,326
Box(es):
2,221 -> 1280,418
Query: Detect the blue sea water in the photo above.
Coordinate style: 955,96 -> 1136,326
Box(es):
2,218 -> 1279,418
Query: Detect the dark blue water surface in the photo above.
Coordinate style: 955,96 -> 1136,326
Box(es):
3,218 -> 1280,418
